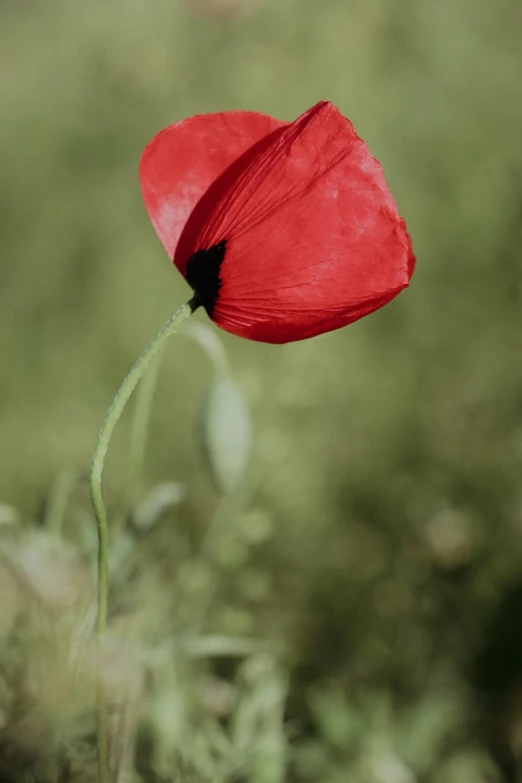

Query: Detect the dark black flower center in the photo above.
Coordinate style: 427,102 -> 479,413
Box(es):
186,240 -> 227,315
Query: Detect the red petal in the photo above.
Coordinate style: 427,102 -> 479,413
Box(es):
141,101 -> 415,343
139,110 -> 286,273
196,101 -> 415,343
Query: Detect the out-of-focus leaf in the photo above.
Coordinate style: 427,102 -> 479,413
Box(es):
199,377 -> 252,494
432,749 -> 500,783
231,655 -> 288,782
2,531 -> 88,609
0,503 -> 20,528
132,481 -> 186,532
309,687 -> 363,752
182,634 -> 263,658
398,691 -> 462,773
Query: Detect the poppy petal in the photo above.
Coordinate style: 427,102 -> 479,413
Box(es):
139,111 -> 286,271
190,101 -> 414,342
140,101 -> 415,344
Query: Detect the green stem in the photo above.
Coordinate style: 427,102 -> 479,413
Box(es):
128,355 -> 162,499
90,296 -> 199,783
111,354 -> 163,539
45,467 -> 82,536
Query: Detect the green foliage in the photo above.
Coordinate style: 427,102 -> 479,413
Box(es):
1,0 -> 522,780
199,377 -> 252,494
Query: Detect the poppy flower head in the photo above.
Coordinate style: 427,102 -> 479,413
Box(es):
140,101 -> 415,343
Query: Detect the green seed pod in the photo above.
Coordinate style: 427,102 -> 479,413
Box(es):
199,377 -> 252,494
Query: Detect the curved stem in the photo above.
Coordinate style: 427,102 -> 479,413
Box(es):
90,296 -> 199,783
128,355 -> 162,499
111,354 -> 163,539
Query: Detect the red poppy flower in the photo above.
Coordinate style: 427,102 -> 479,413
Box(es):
140,101 -> 415,344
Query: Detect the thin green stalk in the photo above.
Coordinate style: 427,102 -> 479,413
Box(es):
90,296 -> 199,783
111,354 -> 163,539
45,467 -> 82,536
128,354 -> 162,500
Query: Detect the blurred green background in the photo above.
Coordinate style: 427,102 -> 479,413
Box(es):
1,0 -> 522,780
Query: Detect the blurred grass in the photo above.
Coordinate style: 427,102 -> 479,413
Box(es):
1,0 -> 522,780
